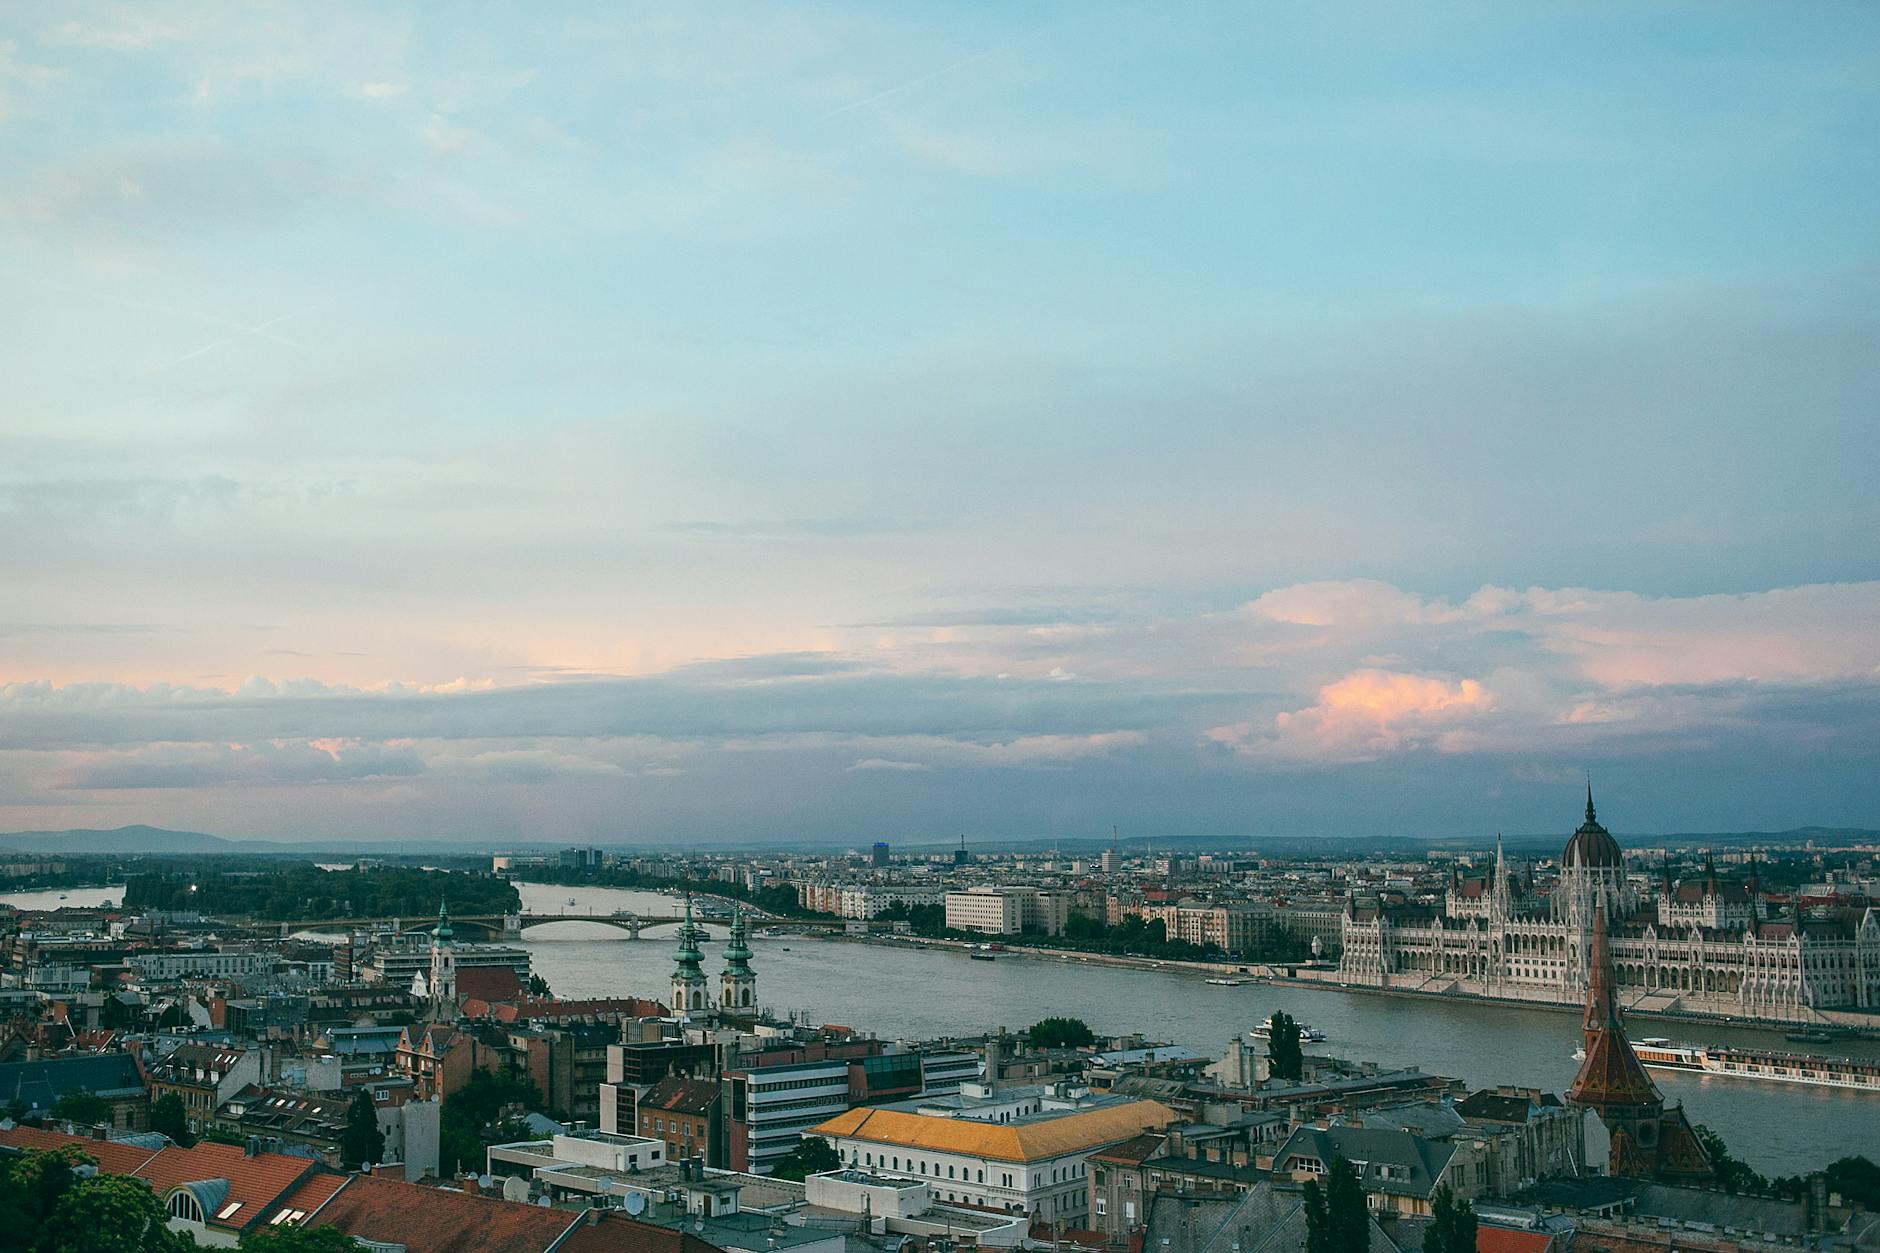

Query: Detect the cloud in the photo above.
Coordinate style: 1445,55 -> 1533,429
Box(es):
55,739 -> 423,789
1212,669 -> 1494,763
848,757 -> 931,772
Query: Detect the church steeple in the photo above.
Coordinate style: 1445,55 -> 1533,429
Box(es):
1583,780 -> 1600,830
671,895 -> 708,1015
426,900 -> 456,1022
1567,908 -> 1713,1182
720,906 -> 756,1011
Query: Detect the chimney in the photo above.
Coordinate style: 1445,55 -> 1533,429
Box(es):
462,1175 -> 481,1196
586,1206 -> 605,1227
91,1124 -> 108,1142
244,1136 -> 261,1157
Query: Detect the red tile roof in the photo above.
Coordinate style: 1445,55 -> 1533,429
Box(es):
275,1169 -> 352,1219
309,1173 -> 581,1253
133,1140 -> 326,1232
0,1124 -> 162,1176
556,1213 -> 723,1253
1478,1227 -> 1556,1253
0,1126 -> 333,1234
455,965 -> 524,1003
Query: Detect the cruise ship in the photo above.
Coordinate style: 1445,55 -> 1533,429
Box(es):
1571,1037 -> 1880,1093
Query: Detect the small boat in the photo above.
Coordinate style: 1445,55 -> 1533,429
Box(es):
1785,1029 -> 1840,1045
58,894 -> 68,900
1205,978 -> 1245,987
566,897 -> 578,906
970,953 -> 997,962
1251,1015 -> 1326,1042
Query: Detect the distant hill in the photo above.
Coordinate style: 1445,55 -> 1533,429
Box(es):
0,825 -> 253,856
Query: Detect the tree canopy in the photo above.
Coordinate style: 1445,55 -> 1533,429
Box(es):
1266,1010 -> 1304,1082
149,1093 -> 194,1148
1423,1183 -> 1476,1253
1303,1155 -> 1367,1253
239,1221 -> 364,1252
1027,1017 -> 1096,1049
124,863 -> 517,921
441,1068 -> 546,1175
340,1088 -> 385,1171
771,1136 -> 841,1182
0,1151 -> 192,1253
49,1091 -> 112,1127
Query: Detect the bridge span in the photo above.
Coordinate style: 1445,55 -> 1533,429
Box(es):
254,910 -> 843,941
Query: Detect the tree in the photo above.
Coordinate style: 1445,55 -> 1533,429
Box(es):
1825,1156 -> 1880,1209
340,1088 -> 385,1170
33,1174 -> 193,1253
1424,1183 -> 1477,1253
149,1093 -> 194,1148
440,1068 -> 545,1175
239,1221 -> 363,1252
1027,1017 -> 1096,1049
771,1136 -> 841,1182
527,973 -> 552,998
1267,1011 -> 1304,1082
1695,1124 -> 1768,1196
50,1091 -> 112,1127
1303,1155 -> 1368,1253
0,1145 -> 89,1236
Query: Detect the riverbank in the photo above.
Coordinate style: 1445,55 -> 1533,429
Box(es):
824,931 -> 1880,1041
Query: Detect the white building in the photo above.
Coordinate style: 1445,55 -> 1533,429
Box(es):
811,1085 -> 1173,1223
131,950 -> 276,982
944,887 -> 1072,936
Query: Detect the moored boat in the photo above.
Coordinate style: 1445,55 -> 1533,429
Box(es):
1584,1037 -> 1880,1093
1252,1014 -> 1326,1042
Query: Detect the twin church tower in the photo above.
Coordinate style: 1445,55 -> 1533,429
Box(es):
419,895 -> 758,1023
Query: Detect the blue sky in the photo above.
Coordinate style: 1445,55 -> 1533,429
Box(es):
2,3 -> 1878,844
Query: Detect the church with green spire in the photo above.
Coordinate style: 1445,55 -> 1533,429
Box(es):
670,895 -> 708,1014
720,906 -> 756,1011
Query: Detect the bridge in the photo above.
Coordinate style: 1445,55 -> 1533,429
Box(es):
251,910 -> 844,941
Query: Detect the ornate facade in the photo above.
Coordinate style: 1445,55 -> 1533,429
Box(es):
1339,791 -> 1880,1023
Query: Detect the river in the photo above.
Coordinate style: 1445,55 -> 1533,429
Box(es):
502,882 -> 1875,1177
5,880 -> 1871,1175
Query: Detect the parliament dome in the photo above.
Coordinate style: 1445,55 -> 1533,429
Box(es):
1563,787 -> 1623,869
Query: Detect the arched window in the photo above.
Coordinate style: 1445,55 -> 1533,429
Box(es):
168,1190 -> 204,1223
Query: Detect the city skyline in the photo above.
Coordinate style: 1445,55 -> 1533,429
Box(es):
4,3 -> 1879,841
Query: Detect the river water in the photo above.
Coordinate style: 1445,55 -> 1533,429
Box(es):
504,883 -> 1875,1177
7,881 -> 1872,1174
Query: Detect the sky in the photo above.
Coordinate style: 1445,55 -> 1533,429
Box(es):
2,2 -> 1878,846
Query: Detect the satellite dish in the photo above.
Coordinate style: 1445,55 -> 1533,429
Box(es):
503,1177 -> 530,1202
537,1196 -> 552,1207
625,1193 -> 647,1216
479,1175 -> 494,1189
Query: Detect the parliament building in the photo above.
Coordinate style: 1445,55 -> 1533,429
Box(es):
1337,791 -> 1880,1023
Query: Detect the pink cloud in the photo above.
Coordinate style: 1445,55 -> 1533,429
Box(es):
1210,668 -> 1494,763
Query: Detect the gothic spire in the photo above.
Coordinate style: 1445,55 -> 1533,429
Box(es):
1567,906 -> 1662,1112
433,899 -> 453,944
1585,779 -> 1597,827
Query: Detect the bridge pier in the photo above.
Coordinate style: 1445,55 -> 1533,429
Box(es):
502,913 -> 522,940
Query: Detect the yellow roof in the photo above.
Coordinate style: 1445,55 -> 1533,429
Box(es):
811,1100 -> 1175,1163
